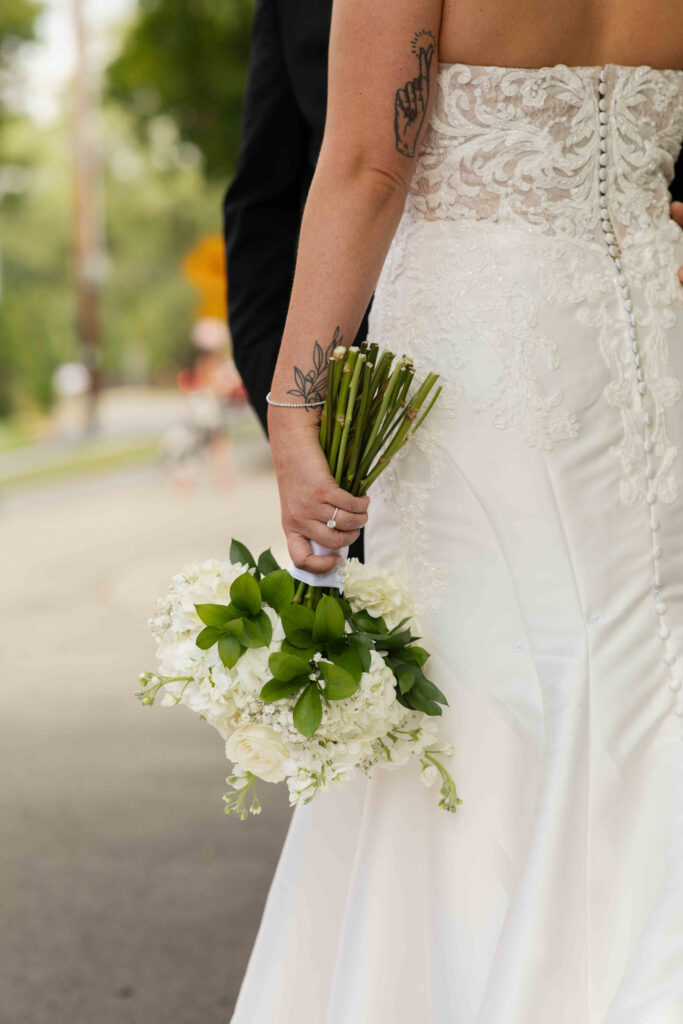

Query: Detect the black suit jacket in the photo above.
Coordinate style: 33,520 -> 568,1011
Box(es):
673,156 -> 683,204
223,0 -> 372,432
224,5 -> 683,428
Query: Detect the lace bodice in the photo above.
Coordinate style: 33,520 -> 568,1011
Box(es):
408,63 -> 683,247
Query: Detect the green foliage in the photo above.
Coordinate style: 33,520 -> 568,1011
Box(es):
230,539 -> 256,569
293,684 -> 323,738
319,662 -> 359,700
0,108 -> 222,418
230,571 -> 262,616
0,0 -> 42,124
259,570 -> 294,613
257,548 -> 280,577
280,605 -> 315,649
192,538 -> 447,737
312,595 -> 346,644
268,652 -> 311,683
107,0 -> 256,179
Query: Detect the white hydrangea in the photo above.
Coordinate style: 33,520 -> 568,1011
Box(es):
342,558 -> 415,630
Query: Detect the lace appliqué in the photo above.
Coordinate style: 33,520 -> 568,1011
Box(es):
409,63 -> 683,254
366,62 -> 683,605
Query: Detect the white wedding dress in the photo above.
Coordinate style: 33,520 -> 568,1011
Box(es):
230,63 -> 683,1023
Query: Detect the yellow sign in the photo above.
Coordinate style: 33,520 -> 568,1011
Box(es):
182,235 -> 227,320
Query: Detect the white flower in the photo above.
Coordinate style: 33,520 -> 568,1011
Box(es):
231,643 -> 272,696
204,699 -> 240,740
225,724 -> 291,783
342,558 -> 414,630
420,763 -> 439,788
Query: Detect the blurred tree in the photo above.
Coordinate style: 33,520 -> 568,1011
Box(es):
0,109 -> 222,419
0,0 -> 44,417
107,0 -> 255,180
0,0 -> 42,124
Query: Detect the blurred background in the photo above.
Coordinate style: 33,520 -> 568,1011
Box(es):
0,1 -> 292,1021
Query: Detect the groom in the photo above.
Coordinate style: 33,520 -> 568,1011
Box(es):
223,0 -> 683,425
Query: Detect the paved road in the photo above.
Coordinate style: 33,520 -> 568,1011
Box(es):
0,449 -> 292,1023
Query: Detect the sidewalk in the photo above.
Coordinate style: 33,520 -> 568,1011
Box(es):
0,450 -> 292,1023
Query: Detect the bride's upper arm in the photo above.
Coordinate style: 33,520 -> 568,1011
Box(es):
320,0 -> 443,192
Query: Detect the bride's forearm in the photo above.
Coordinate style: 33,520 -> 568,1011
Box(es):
268,156 -> 409,406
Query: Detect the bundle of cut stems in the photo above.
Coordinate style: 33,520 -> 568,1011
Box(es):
293,343 -> 441,607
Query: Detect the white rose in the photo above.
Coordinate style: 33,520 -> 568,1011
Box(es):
342,559 -> 413,630
225,724 -> 291,783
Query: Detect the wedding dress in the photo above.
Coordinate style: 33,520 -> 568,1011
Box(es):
230,63 -> 683,1024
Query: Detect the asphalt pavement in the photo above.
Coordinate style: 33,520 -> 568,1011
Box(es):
0,442 -> 292,1024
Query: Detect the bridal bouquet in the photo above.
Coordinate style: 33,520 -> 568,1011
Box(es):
138,343 -> 460,818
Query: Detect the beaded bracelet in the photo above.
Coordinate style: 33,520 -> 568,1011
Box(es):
265,391 -> 325,409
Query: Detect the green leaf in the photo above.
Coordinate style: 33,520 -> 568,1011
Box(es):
379,629 -> 413,651
223,617 -> 244,638
241,617 -> 270,648
281,604 -> 315,647
394,663 -> 418,695
260,677 -> 307,702
312,595 -> 346,644
257,548 -> 281,576
336,596 -> 353,618
350,609 -> 388,635
196,626 -> 221,649
356,644 -> 372,672
293,683 -> 323,737
230,571 -> 262,616
195,603 -> 234,628
343,632 -> 372,671
397,645 -> 430,668
320,662 -> 360,700
259,569 -> 294,613
412,676 -> 449,706
281,639 -> 320,661
230,539 -> 256,569
254,609 -> 273,646
327,645 -> 363,683
218,634 -> 242,669
269,651 -> 311,682
405,686 -> 443,716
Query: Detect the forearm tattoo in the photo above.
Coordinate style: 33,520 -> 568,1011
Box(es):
394,30 -> 436,157
288,325 -> 343,407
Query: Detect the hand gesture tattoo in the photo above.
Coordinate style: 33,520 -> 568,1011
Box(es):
287,326 -> 342,408
394,38 -> 435,158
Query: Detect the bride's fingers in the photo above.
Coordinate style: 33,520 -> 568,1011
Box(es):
321,506 -> 368,532
671,200 -> 683,228
287,533 -> 343,573
319,483 -> 369,517
304,518 -> 359,551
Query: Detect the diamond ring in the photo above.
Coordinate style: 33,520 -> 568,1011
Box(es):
326,507 -> 339,529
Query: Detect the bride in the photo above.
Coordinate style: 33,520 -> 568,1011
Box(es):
231,0 -> 683,1020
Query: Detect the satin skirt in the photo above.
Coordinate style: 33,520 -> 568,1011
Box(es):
230,217 -> 683,1023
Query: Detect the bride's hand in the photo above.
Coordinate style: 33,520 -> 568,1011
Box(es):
268,406 -> 370,574
672,201 -> 683,283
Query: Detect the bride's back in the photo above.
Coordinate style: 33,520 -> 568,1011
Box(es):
439,0 -> 683,70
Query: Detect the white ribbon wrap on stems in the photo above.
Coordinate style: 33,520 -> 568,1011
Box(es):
288,540 -> 349,591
